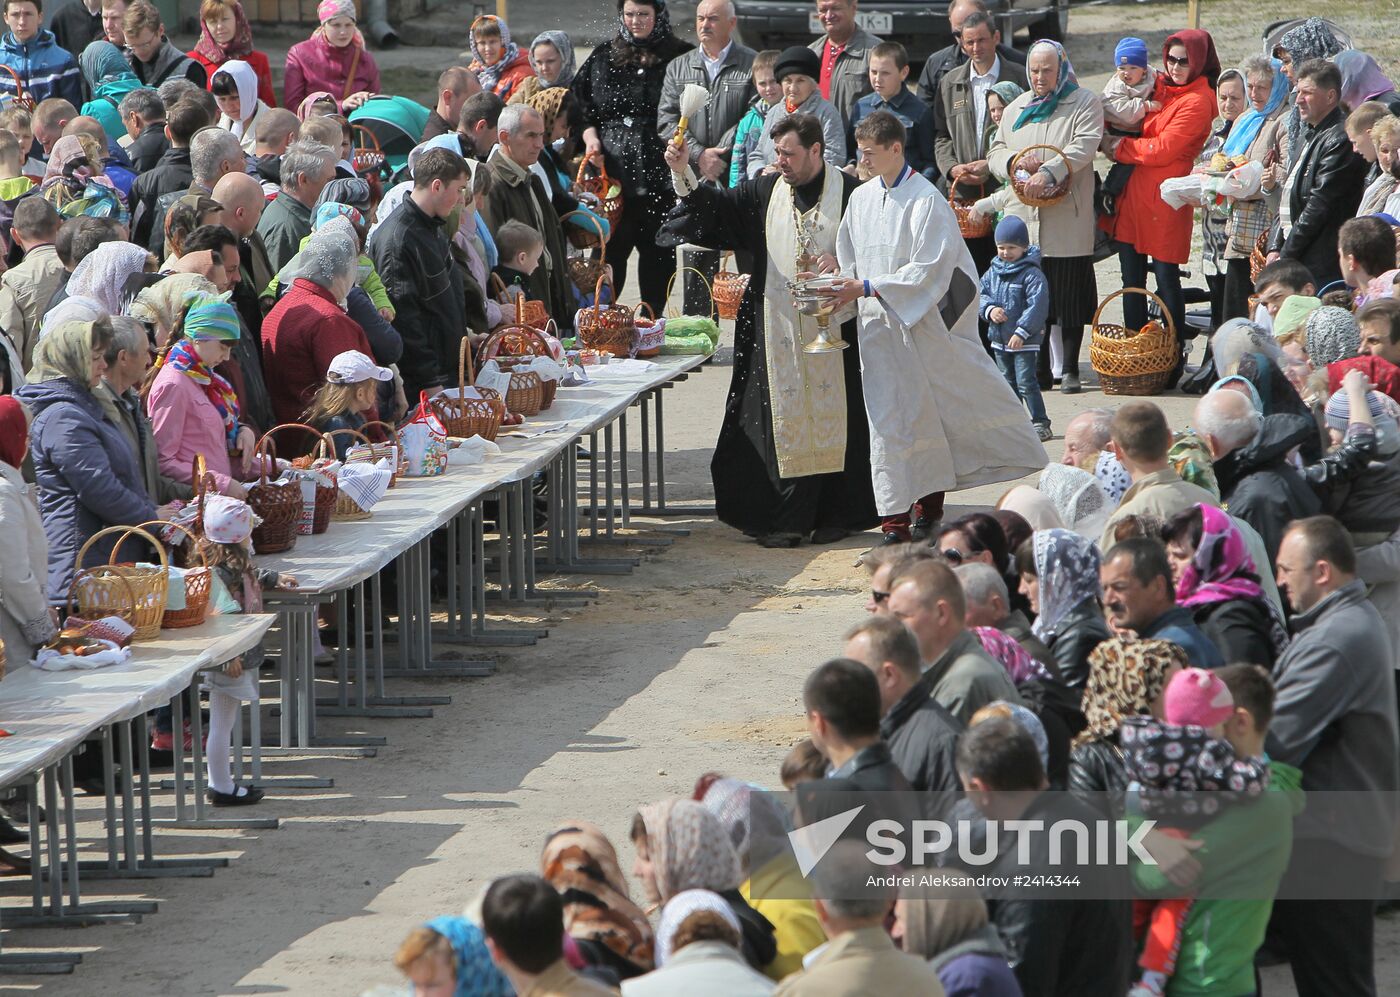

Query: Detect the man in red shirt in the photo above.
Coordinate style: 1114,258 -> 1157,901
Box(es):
807,0 -> 879,129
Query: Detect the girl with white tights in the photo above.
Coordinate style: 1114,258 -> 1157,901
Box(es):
198,495 -> 298,806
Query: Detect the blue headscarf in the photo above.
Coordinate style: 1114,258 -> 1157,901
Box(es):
1223,58 -> 1289,158
1014,41 -> 1079,130
422,916 -> 512,997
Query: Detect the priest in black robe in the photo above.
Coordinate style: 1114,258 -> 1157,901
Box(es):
659,114 -> 878,548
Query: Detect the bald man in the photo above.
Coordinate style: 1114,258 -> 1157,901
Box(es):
212,171 -> 273,335
423,67 -> 480,142
1192,388 -> 1320,566
1061,408 -> 1113,467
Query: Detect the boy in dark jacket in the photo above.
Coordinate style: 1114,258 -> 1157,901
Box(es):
490,218 -> 542,295
979,215 -> 1051,440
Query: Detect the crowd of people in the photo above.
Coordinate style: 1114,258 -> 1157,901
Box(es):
0,0 -> 1396,993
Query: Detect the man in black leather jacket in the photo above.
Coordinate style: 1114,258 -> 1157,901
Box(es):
843,616 -> 964,796
1271,59 -> 1367,286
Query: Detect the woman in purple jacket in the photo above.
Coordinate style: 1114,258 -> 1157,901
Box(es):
282,0 -> 380,113
16,318 -> 163,603
895,878 -> 1024,997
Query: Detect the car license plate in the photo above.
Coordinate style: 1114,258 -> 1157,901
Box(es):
808,11 -> 893,34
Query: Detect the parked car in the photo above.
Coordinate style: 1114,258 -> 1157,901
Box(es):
735,0 -> 1067,63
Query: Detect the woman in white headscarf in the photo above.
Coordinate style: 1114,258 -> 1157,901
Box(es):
66,242 -> 157,315
212,59 -> 271,153
622,889 -> 775,996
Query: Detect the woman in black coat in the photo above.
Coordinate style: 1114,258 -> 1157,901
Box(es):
1161,503 -> 1289,669
571,0 -> 690,314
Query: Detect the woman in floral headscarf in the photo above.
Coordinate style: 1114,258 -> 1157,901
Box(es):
283,0 -> 380,113
986,39 -> 1104,393
631,798 -> 777,973
40,134 -> 127,223
1162,503 -> 1288,668
1014,528 -> 1110,690
1274,17 -> 1347,164
541,820 -> 656,980
692,774 -> 822,980
1068,637 -> 1189,807
189,0 -> 276,108
468,14 -> 535,100
145,291 -> 256,498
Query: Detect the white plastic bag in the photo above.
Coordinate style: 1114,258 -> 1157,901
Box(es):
1160,174 -> 1209,210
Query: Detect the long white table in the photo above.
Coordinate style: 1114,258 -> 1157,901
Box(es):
251,354 -> 709,749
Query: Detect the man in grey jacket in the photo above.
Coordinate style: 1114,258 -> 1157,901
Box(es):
1269,515 -> 1399,997
844,615 -> 964,797
95,316 -> 193,505
886,559 -> 1021,723
656,0 -> 755,186
807,0 -> 879,129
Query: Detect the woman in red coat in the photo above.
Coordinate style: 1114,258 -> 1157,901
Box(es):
189,0 -> 277,109
1102,30 -> 1219,347
260,220 -> 374,428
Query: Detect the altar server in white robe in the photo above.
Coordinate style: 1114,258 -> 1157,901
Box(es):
819,110 -> 1048,543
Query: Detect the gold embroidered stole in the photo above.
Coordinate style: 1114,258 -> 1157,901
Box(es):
761,169 -> 849,479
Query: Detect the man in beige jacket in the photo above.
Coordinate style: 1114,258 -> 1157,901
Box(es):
0,197 -> 64,372
1099,401 -> 1219,551
774,842 -> 944,995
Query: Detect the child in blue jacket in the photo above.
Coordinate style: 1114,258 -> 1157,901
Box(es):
980,216 -> 1051,440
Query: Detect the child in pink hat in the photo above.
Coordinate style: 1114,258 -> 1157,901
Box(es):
1121,666 -> 1271,997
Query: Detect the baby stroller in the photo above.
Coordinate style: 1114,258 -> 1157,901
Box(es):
348,96 -> 431,176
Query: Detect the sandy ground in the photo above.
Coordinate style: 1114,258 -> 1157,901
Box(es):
5,2 -> 1400,993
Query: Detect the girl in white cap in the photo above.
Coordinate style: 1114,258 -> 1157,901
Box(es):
200,493 -> 298,806
303,349 -> 395,460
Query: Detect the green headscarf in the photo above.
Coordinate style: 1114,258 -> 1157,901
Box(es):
80,40 -> 136,87
1273,295 -> 1321,339
1014,40 -> 1079,130
28,320 -> 102,385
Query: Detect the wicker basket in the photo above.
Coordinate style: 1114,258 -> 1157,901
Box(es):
566,204 -> 608,283
72,525 -> 170,641
503,369 -> 544,416
431,337 -> 506,441
1010,144 -> 1073,208
576,272 -> 636,357
573,151 -> 623,233
1089,287 -> 1179,396
952,182 -> 995,238
497,356 -> 557,409
349,420 -> 407,486
133,519 -> 211,630
713,254 -> 748,320
260,424 -> 339,534
247,435 -> 302,554
666,265 -> 718,322
323,428 -> 376,520
481,296 -> 556,360
1250,230 -> 1270,283
490,272 -> 549,329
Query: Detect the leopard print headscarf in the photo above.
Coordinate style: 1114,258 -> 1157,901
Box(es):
1075,638 -> 1189,747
